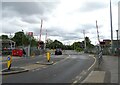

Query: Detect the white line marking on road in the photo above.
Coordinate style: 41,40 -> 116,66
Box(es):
89,55 -> 93,56
75,76 -> 79,79
73,80 -> 77,83
32,68 -> 41,72
53,56 -> 69,65
79,77 -> 82,80
43,67 -> 46,68
88,56 -> 96,71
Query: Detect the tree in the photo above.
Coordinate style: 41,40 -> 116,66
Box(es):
46,39 -> 64,49
12,31 -> 30,46
31,38 -> 38,47
46,39 -> 53,49
0,35 -> 9,39
71,41 -> 84,51
84,37 -> 94,48
53,40 -> 64,49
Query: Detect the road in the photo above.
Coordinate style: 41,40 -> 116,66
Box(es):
2,50 -> 95,83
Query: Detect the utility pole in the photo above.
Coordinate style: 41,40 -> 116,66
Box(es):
116,30 -> 118,55
83,30 -> 86,51
44,29 -> 47,50
22,30 -> 24,48
110,0 -> 114,54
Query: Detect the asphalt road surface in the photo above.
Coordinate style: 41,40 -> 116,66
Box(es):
2,50 -> 95,83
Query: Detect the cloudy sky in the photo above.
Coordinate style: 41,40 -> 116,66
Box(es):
1,0 -> 119,45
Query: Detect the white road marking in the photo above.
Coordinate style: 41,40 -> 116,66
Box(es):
88,56 -> 96,71
79,76 -> 82,80
75,76 -> 79,79
43,67 -> 46,68
73,80 -> 77,83
53,56 -> 69,65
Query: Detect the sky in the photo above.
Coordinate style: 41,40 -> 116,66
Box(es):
1,0 -> 119,45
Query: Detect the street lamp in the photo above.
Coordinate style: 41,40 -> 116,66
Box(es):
22,30 -> 24,48
116,30 -> 118,41
116,30 -> 118,55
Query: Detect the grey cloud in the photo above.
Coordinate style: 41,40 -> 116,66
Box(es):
75,24 -> 103,32
31,26 -> 83,41
61,35 -> 83,41
21,15 -> 41,24
80,1 -> 107,12
75,24 -> 95,32
2,23 -> 21,33
2,2 -> 59,18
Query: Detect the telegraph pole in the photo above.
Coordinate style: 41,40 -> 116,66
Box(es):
83,30 -> 86,51
110,0 -> 114,54
116,30 -> 118,55
44,29 -> 47,50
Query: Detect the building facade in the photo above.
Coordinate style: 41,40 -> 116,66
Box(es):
0,39 -> 16,49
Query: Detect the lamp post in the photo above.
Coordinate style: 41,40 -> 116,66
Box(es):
116,30 -> 118,55
22,30 -> 24,48
83,30 -> 86,52
116,30 -> 118,41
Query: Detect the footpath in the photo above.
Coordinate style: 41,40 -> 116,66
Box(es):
83,55 -> 119,84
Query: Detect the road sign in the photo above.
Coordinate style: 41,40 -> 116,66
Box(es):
7,55 -> 12,70
7,57 -> 10,61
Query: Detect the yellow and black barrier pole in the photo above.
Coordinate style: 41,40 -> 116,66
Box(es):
7,55 -> 12,70
46,51 -> 50,62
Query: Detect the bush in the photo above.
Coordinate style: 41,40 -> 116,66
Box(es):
75,47 -> 83,52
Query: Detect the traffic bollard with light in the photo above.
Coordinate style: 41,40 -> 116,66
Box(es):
7,55 -> 12,70
46,51 -> 50,62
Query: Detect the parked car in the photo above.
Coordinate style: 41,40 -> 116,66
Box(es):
55,48 -> 62,55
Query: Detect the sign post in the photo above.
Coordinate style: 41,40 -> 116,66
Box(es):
7,55 -> 12,70
46,51 -> 50,62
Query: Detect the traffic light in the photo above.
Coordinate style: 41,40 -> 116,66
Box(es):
38,41 -> 44,49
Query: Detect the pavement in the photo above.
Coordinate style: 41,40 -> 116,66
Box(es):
1,56 -> 24,62
83,55 -> 119,84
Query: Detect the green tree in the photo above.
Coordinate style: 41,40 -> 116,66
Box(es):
12,31 -> 30,46
53,40 -> 64,49
46,39 -> 53,49
0,35 -> 9,39
84,37 -> 94,48
71,41 -> 84,51
46,39 -> 64,49
31,38 -> 38,47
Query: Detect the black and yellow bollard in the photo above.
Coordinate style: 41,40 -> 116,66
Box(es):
46,51 -> 50,62
7,55 -> 12,70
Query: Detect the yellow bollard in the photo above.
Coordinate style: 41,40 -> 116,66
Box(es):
46,51 -> 50,62
7,55 -> 12,70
